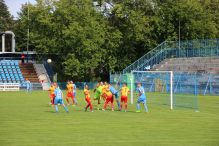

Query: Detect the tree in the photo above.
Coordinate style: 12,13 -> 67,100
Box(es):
0,0 -> 14,31
22,0 -> 106,81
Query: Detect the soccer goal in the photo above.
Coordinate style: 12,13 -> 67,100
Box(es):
131,71 -> 174,109
131,71 -> 199,110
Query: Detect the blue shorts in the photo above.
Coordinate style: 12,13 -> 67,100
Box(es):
137,97 -> 146,104
73,92 -> 76,97
115,93 -> 119,100
27,86 -> 30,90
54,99 -> 64,105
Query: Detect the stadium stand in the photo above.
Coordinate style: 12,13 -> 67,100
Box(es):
19,63 -> 40,82
150,56 -> 219,74
0,61 -> 25,84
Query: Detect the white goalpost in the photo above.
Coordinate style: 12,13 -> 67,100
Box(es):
131,71 -> 173,110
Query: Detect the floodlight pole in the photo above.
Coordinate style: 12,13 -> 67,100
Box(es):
27,0 -> 29,63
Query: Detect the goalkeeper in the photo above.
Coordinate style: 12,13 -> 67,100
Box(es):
93,83 -> 102,110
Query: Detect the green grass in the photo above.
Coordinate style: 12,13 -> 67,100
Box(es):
0,90 -> 218,146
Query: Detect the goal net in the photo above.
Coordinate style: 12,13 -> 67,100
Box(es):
131,71 -> 199,110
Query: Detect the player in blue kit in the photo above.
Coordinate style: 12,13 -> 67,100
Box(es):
54,84 -> 69,114
25,79 -> 31,94
71,80 -> 78,105
107,84 -> 121,111
136,83 -> 148,113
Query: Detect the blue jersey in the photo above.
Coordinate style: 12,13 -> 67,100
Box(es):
138,86 -> 146,98
73,84 -> 76,93
26,81 -> 30,87
109,86 -> 117,94
54,88 -> 62,99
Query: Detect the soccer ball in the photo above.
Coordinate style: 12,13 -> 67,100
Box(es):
47,59 -> 52,63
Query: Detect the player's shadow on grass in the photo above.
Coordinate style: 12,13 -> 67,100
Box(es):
45,111 -> 55,113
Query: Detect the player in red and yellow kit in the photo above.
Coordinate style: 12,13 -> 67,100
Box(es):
48,82 -> 55,107
102,85 -> 114,111
120,83 -> 129,112
84,84 -> 94,112
66,81 -> 74,106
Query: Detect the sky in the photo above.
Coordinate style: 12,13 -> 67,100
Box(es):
5,0 -> 37,19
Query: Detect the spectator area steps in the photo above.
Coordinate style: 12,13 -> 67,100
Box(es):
19,63 -> 40,82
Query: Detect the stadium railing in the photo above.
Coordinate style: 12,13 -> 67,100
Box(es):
42,59 -> 56,82
123,38 -> 219,74
0,57 -> 38,63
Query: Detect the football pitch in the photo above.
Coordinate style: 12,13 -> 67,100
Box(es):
0,91 -> 218,146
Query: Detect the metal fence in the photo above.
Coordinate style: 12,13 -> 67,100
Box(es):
123,38 -> 219,74
110,72 -> 219,96
19,82 -> 99,91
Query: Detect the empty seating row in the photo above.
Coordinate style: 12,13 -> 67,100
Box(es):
0,69 -> 21,74
0,66 -> 20,68
0,61 -> 19,66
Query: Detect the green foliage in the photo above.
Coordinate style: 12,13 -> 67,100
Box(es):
12,0 -> 219,81
0,0 -> 14,31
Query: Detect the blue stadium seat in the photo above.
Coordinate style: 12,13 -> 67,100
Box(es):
7,76 -> 10,79
12,78 -> 15,81
0,69 -> 3,72
10,61 -> 14,65
10,74 -> 13,76
3,66 -> 6,69
7,79 -> 11,81
6,74 -> 9,76
12,81 -> 16,83
5,71 -> 8,74
12,66 -> 15,69
18,71 -> 21,74
19,74 -> 22,76
13,71 -> 17,74
3,79 -> 6,81
0,82 -> 3,83
16,66 -> 19,69
15,61 -> 18,65
9,71 -> 12,74
0,71 -> 4,74
4,81 -> 7,83
4,69 -> 7,71
8,81 -> 12,83
21,79 -> 24,81
12,69 -> 16,71
17,69 -> 20,71
1,61 -> 5,64
16,78 -> 20,81
0,66 -> 2,69
8,69 -> 12,71
7,66 -> 11,69
6,61 -> 9,64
